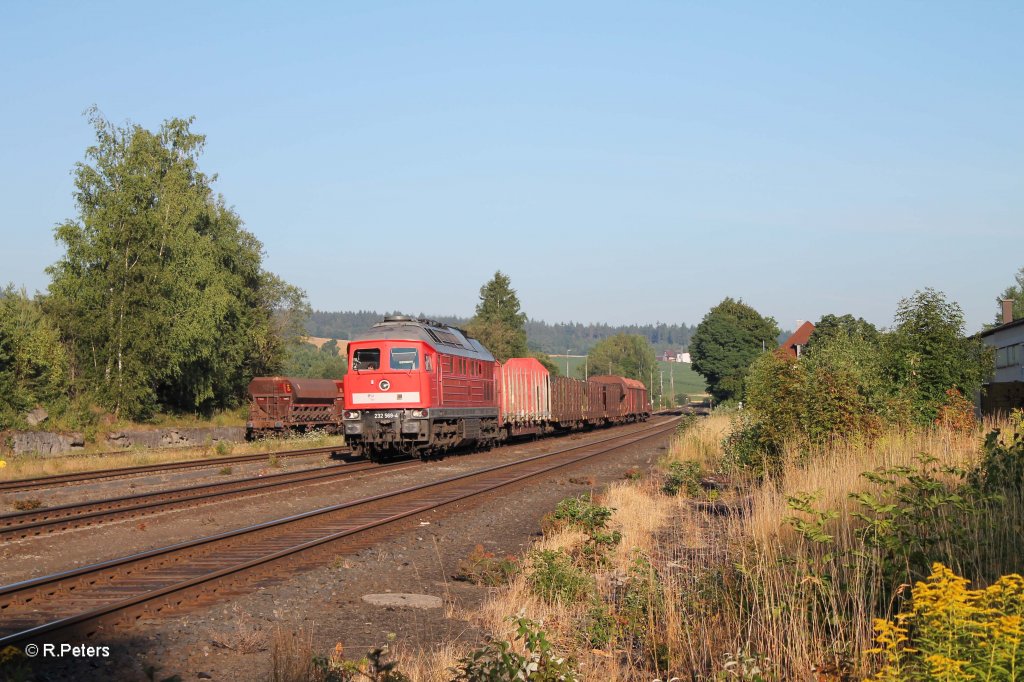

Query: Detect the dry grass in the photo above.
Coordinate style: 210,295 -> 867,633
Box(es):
602,480 -> 674,572
747,424 -> 985,547
0,433 -> 346,482
662,413 -> 731,469
270,625 -> 316,682
450,482 -> 679,680
391,642 -> 464,682
211,611 -> 269,654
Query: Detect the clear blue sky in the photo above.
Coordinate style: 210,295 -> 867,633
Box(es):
2,1 -> 1021,333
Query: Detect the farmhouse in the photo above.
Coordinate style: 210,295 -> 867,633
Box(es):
779,321 -> 815,359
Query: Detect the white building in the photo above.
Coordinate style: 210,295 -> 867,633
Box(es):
980,300 -> 1024,413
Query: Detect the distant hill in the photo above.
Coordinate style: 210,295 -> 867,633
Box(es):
306,310 -> 697,355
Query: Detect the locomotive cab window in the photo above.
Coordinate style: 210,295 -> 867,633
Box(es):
352,348 -> 381,371
390,347 -> 419,371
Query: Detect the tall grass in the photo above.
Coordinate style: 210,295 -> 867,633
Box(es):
656,413 -> 1024,679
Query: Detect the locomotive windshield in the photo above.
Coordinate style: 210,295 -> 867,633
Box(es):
352,348 -> 380,370
390,347 -> 419,371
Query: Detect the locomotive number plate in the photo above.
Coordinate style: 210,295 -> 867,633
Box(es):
373,412 -> 399,419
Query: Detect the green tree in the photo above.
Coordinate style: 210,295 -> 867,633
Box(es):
0,287 -> 70,428
47,109 -> 306,419
806,313 -> 880,352
466,271 -> 529,362
585,334 -> 657,389
995,266 -> 1024,324
883,288 -> 992,424
801,333 -> 886,441
744,350 -> 806,446
690,298 -> 780,402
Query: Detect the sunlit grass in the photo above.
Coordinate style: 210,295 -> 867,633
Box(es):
0,432 -> 346,482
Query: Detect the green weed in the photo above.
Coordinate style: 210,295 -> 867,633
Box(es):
451,616 -> 578,682
527,549 -> 592,605
662,460 -> 703,497
456,545 -> 519,586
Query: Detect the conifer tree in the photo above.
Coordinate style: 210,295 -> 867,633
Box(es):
466,271 -> 529,362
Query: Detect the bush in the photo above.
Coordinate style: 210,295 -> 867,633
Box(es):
800,331 -> 887,443
662,460 -> 702,496
581,598 -> 617,649
548,495 -> 614,535
744,350 -> 805,446
527,549 -> 593,605
721,412 -> 783,477
546,495 -> 621,566
854,428 -> 1024,593
0,287 -> 71,430
971,427 -> 1024,496
934,387 -> 977,432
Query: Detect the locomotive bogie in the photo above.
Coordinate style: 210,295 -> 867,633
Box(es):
345,407 -> 500,461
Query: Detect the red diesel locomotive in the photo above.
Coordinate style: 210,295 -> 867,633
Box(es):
342,316 -> 650,460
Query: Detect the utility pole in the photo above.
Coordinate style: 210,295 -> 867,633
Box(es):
566,348 -> 571,377
670,369 -> 675,406
659,370 -> 664,410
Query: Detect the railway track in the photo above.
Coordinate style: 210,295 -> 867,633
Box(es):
0,417 -> 678,648
0,458 -> 414,542
0,444 -> 350,493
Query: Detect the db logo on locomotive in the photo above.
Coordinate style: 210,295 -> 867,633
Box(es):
378,380 -> 391,391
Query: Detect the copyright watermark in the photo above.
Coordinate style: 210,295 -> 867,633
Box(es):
23,643 -> 111,658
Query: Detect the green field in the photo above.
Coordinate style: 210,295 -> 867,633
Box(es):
550,356 -> 708,406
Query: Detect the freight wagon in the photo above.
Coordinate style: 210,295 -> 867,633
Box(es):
246,377 -> 345,439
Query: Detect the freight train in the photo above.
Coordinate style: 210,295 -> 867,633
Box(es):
341,316 -> 650,461
246,317 -> 652,457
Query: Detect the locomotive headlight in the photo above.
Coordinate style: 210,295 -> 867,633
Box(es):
343,410 -> 361,420
410,409 -> 427,418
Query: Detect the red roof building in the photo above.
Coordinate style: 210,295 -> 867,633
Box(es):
780,321 -> 815,359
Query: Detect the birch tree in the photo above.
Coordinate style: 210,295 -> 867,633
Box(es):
48,109 -> 306,418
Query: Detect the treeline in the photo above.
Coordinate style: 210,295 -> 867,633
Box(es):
685,290 -> 994,473
0,111 -> 306,430
307,310 -> 696,354
283,340 -> 346,380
